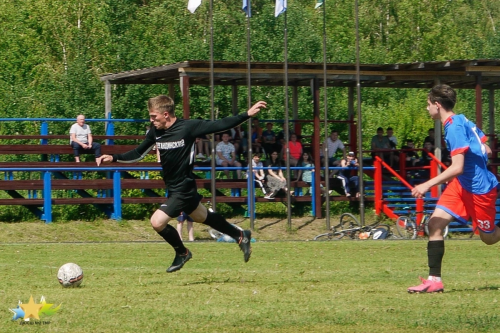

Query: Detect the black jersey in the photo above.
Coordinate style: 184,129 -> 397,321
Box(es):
112,113 -> 250,192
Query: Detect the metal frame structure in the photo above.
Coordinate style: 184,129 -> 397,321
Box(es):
101,59 -> 500,217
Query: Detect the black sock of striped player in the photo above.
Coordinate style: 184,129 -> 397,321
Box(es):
428,240 -> 445,278
203,211 -> 242,241
157,224 -> 187,254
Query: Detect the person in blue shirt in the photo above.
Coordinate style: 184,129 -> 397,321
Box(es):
408,84 -> 499,294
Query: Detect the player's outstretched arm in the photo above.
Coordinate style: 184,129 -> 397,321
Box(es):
246,101 -> 267,117
96,154 -> 113,166
411,153 -> 464,198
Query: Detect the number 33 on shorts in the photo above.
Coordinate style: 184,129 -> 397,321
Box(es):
477,219 -> 493,232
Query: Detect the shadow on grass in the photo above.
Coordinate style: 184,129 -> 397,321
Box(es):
183,277 -> 257,285
448,285 -> 500,293
257,219 -> 284,231
296,217 -> 316,230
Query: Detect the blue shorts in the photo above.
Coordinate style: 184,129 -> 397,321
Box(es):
177,212 -> 194,222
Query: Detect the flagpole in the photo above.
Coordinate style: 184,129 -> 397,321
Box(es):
321,0 -> 330,229
244,1 -> 255,229
355,0 -> 365,224
283,10 -> 292,229
209,0 -> 217,211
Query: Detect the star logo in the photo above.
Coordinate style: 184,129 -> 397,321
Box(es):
20,296 -> 43,320
39,296 -> 61,316
9,304 -> 24,321
9,296 -> 61,321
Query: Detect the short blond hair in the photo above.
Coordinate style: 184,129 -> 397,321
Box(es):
148,95 -> 175,115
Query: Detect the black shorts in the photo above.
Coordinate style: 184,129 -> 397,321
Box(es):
158,188 -> 202,218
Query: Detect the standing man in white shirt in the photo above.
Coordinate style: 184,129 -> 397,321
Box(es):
69,115 -> 102,162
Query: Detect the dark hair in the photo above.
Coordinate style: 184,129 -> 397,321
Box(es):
386,127 -> 393,131
428,84 -> 456,110
297,152 -> 314,166
377,127 -> 383,132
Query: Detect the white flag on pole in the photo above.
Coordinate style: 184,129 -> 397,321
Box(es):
188,0 -> 202,13
275,0 -> 287,17
242,0 -> 251,17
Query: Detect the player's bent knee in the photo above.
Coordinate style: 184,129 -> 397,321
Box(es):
150,218 -> 163,231
478,226 -> 500,245
480,233 -> 500,245
150,211 -> 171,232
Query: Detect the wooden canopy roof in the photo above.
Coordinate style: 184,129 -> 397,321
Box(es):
100,59 -> 500,89
100,59 -> 500,219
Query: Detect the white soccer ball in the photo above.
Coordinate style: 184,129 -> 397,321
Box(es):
57,263 -> 84,288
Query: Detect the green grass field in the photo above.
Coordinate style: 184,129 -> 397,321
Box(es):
2,239 -> 500,332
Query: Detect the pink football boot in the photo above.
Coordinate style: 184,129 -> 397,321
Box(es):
407,277 -> 444,293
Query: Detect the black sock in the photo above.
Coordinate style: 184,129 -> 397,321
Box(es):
203,212 -> 242,241
428,240 -> 445,277
157,224 -> 187,254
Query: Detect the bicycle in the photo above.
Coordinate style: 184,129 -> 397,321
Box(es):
394,206 -> 449,239
313,213 -> 394,240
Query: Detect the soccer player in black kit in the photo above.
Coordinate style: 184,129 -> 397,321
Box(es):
97,95 -> 267,272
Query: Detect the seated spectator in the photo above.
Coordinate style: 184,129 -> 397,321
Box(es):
213,133 -> 221,147
261,122 -> 281,158
296,152 -> 324,196
249,153 -> 267,195
250,124 -> 263,154
195,136 -> 210,162
230,125 -> 246,157
320,130 -> 346,167
193,117 -> 211,161
281,133 -> 303,167
421,141 -> 434,166
252,118 -> 263,137
264,151 -> 289,200
401,139 -> 420,167
216,132 -> 242,179
419,141 -> 435,178
423,128 -> 435,146
276,125 -> 294,146
386,127 -> 398,148
386,127 -> 400,165
337,152 -> 360,197
371,127 -> 393,166
176,212 -> 194,242
69,114 -> 101,162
